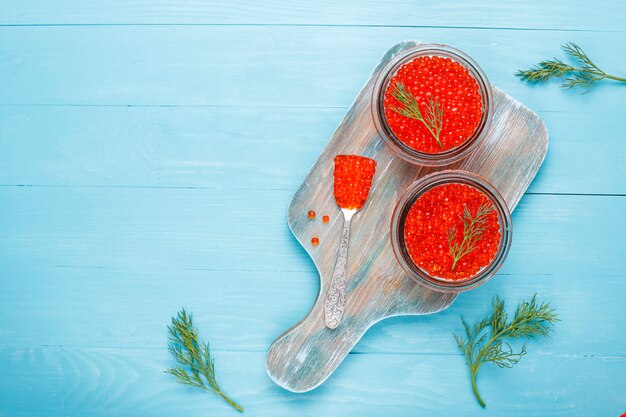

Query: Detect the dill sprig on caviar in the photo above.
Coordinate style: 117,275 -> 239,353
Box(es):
454,295 -> 559,408
447,202 -> 494,271
165,309 -> 244,413
389,82 -> 445,148
516,42 -> 626,93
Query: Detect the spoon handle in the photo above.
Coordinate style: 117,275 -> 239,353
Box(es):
325,214 -> 352,329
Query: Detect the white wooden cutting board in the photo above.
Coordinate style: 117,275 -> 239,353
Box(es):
266,41 -> 548,393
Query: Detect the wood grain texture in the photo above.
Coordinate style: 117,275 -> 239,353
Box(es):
2,189 -> 624,276
1,106 -> 624,194
2,264 -> 625,356
266,41 -> 548,392
1,347 -> 624,417
2,1 -> 626,415
2,26 -> 626,115
2,0 -> 626,32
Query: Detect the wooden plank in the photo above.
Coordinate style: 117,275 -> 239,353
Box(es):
0,188 -> 623,276
0,265 -> 624,357
1,106 -> 625,195
2,0 -> 625,32
1,26 -> 626,115
0,347 -> 623,417
0,188 -> 623,357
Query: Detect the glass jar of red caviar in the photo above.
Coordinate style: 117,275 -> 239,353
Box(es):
372,44 -> 493,166
390,170 -> 512,292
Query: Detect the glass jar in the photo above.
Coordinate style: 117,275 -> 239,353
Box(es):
390,170 -> 512,292
372,44 -> 493,166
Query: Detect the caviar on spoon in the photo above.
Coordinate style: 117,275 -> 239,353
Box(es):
324,155 -> 376,329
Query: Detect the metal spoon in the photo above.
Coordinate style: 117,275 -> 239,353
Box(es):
324,207 -> 357,329
324,154 -> 376,329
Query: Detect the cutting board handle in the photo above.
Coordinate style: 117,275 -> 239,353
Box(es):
266,297 -> 373,393
266,281 -> 457,392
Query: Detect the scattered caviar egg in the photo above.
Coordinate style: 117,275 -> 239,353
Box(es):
308,210 -> 316,219
384,55 -> 483,154
333,155 -> 377,210
322,215 -> 330,224
311,236 -> 319,246
403,183 -> 500,280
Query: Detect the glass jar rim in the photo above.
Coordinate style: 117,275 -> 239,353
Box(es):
390,170 -> 512,292
372,43 -> 493,166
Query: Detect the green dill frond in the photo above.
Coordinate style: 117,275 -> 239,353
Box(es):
453,295 -> 558,407
165,309 -> 244,413
447,202 -> 494,271
516,58 -> 574,82
389,82 -> 445,148
516,42 -> 626,93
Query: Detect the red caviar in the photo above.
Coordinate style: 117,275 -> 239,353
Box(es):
333,155 -> 377,210
403,183 -> 500,280
311,236 -> 319,246
384,56 -> 483,153
322,215 -> 330,224
308,210 -> 316,219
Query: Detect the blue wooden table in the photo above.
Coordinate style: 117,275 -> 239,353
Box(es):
1,2 -> 624,416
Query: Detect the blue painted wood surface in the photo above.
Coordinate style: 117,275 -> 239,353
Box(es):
0,2 -> 624,416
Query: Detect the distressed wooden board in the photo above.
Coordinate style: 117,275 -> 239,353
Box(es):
266,41 -> 548,393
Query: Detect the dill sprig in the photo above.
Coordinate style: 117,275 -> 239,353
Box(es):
516,42 -> 626,93
447,202 -> 494,270
389,82 -> 445,148
454,295 -> 559,408
165,309 -> 244,413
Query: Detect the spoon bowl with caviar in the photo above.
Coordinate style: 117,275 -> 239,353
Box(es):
324,155 -> 377,329
391,170 -> 512,292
